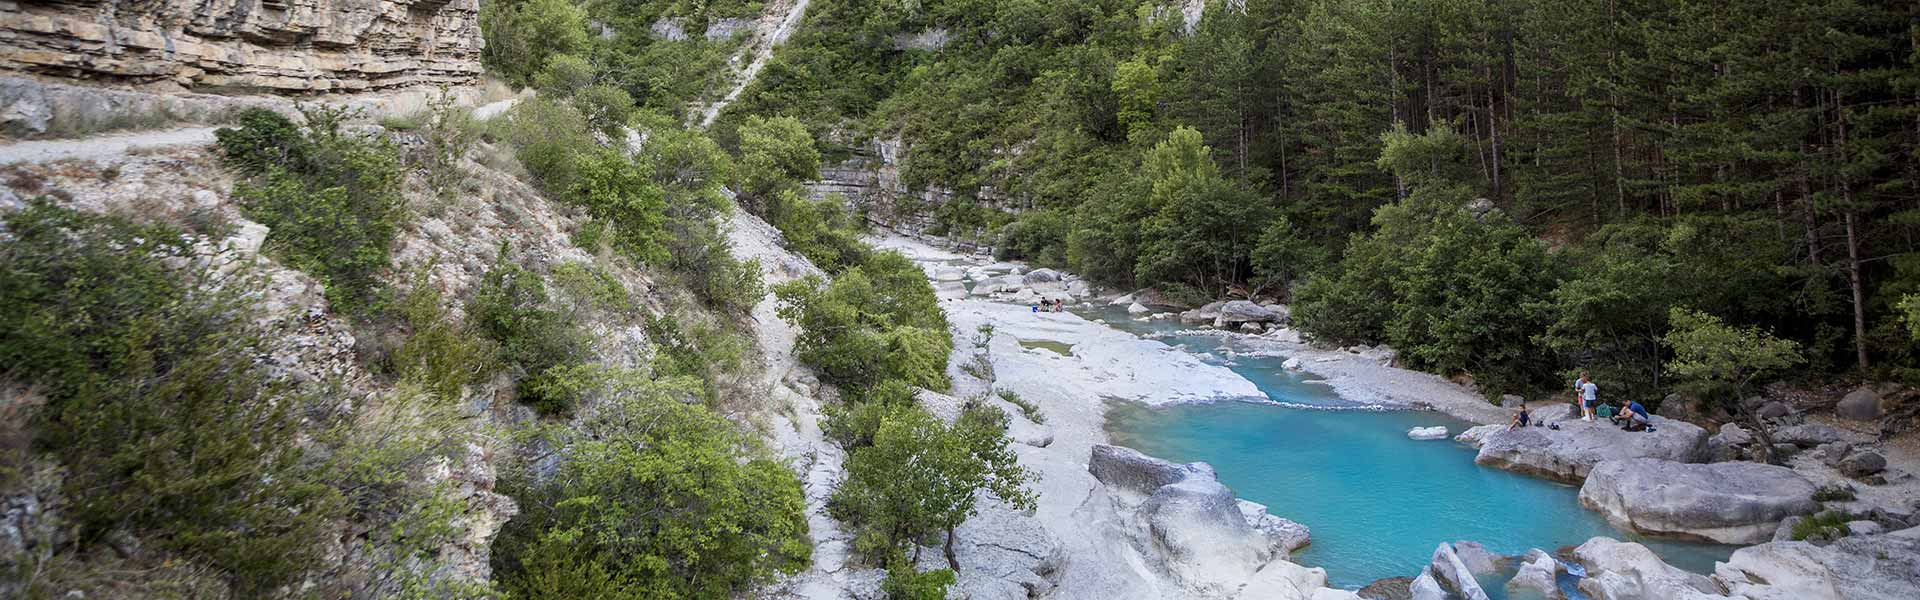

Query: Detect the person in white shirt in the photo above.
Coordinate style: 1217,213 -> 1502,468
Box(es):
1575,371 -> 1598,422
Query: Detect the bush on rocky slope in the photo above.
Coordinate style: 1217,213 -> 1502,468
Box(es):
217,107 -> 407,315
490,367 -> 811,599
0,201 -> 346,595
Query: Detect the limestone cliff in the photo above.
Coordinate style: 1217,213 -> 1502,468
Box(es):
0,0 -> 482,92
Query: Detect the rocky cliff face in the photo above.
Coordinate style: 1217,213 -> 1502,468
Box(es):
0,0 -> 482,92
804,137 -> 1014,250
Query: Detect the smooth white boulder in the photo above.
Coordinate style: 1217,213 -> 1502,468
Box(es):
1127,302 -> 1151,315
1408,426 -> 1450,440
1578,458 -> 1817,544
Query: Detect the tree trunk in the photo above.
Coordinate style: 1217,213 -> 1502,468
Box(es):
1845,210 -> 1869,371
944,525 -> 960,571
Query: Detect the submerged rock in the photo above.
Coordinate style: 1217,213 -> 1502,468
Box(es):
1474,417 -> 1708,484
1407,426 -> 1449,440
1578,458 -> 1817,544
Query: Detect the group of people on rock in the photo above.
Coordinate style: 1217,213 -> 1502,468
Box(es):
1030,299 -> 1066,313
1506,371 -> 1655,432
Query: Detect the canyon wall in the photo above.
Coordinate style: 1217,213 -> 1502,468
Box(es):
0,0 -> 482,93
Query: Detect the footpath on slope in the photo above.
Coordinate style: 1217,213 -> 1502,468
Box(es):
696,0 -> 812,128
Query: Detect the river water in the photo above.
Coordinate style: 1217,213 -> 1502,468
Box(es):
1075,305 -> 1736,594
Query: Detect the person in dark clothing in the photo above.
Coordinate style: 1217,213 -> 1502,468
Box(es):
1508,403 -> 1532,430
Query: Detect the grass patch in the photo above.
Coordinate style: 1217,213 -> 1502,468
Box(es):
1791,510 -> 1852,542
998,389 -> 1045,424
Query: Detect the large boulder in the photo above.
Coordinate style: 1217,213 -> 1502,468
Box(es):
1127,302 -> 1151,316
1713,526 -> 1920,600
1578,458 -> 1818,544
1774,424 -> 1873,448
935,266 -> 965,281
1572,537 -> 1724,600
1141,477 -> 1272,587
1427,543 -> 1491,600
1836,386 -> 1884,421
1089,444 -> 1209,498
1838,450 -> 1887,477
1023,268 -> 1062,284
1407,426 -> 1450,440
1218,300 -> 1284,326
1475,418 -> 1709,484
1181,301 -> 1226,324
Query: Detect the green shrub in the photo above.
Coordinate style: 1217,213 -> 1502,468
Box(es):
821,380 -> 917,450
572,148 -> 671,265
575,83 -> 636,138
1812,485 -> 1856,502
1791,510 -> 1852,542
997,389 -> 1045,424
481,0 -> 589,86
550,261 -> 634,313
734,115 -> 821,211
775,251 -> 952,397
495,98 -> 595,193
646,313 -> 752,405
881,563 -> 956,600
534,53 -> 596,98
386,271 -> 499,402
491,369 -> 811,599
470,253 -> 586,415
772,190 -> 869,273
217,107 -> 406,314
830,403 -> 1033,569
0,201 -> 345,594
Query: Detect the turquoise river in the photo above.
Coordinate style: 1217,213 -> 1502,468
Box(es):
1078,306 -> 1737,596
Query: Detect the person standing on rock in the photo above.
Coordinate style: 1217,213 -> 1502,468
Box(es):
1575,372 -> 1599,422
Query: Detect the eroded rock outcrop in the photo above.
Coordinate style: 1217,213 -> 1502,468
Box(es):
0,0 -> 482,93
1475,417 -> 1708,484
1087,444 -> 1339,598
1578,458 -> 1818,544
1713,526 -> 1920,600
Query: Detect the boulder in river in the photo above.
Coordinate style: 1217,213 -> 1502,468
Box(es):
1475,417 -> 1709,484
1023,268 -> 1062,284
1127,302 -> 1151,315
1218,300 -> 1285,325
1407,426 -> 1449,440
1713,525 -> 1920,600
1507,549 -> 1560,599
1086,444 -> 1337,598
1572,537 -> 1723,600
1181,301 -> 1226,324
1578,458 -> 1818,544
1427,543 -> 1491,600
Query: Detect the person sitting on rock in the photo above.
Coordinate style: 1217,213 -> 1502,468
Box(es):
1508,403 -> 1532,430
1618,400 -> 1653,431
